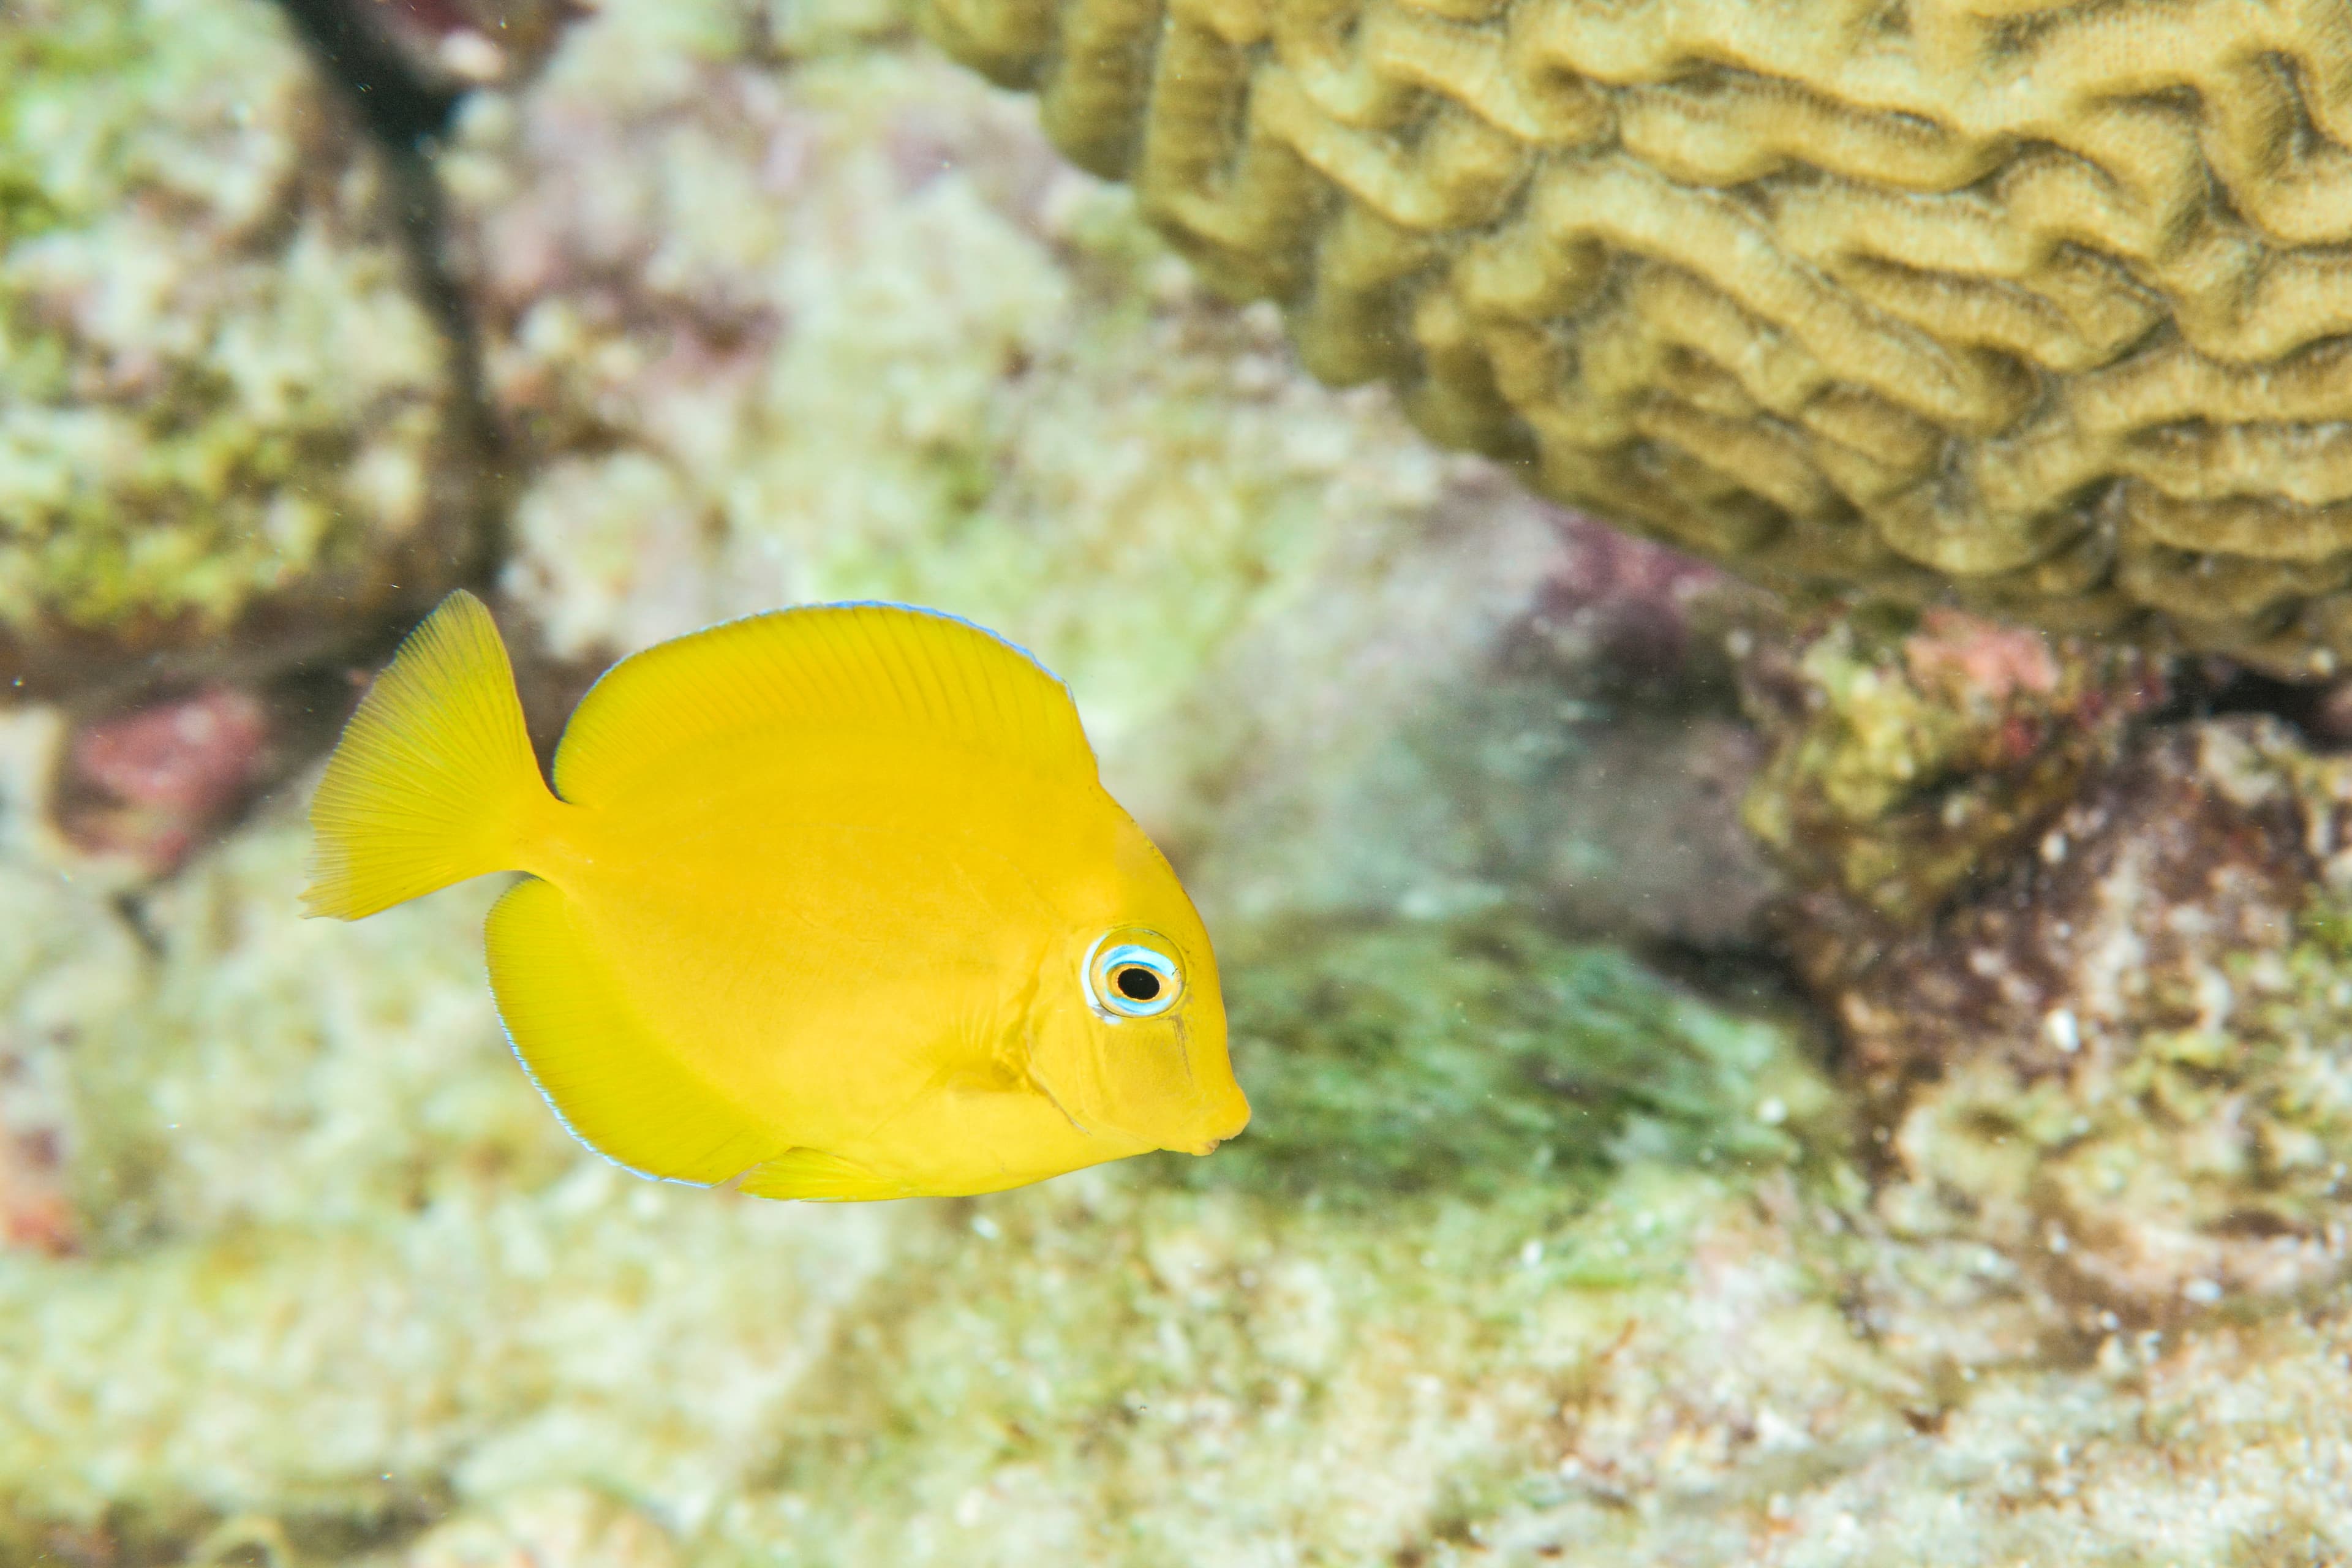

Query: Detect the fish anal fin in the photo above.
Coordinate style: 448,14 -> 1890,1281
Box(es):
486,877 -> 782,1186
736,1148 -> 908,1203
551,603 -> 1096,807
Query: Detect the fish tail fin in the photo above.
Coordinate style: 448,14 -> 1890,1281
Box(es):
304,590 -> 558,920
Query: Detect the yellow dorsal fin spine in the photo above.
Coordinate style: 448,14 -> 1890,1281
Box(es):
551,601 -> 1097,807
304,590 -> 559,920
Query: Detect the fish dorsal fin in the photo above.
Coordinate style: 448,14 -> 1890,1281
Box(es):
552,603 -> 1097,806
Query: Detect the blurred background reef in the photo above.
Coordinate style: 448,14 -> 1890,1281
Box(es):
6,0 -> 2352,1562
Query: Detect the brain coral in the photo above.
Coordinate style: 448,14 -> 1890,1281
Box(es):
921,0 -> 2352,673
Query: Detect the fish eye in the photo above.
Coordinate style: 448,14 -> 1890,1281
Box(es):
1081,928 -> 1184,1020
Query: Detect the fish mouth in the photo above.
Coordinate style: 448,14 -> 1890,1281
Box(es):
1185,1105 -> 1249,1156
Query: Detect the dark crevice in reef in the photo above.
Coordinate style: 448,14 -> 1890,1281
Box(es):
270,0 -> 516,631
2150,658 -> 2352,749
272,0 -> 464,149
1631,932 -> 1816,1020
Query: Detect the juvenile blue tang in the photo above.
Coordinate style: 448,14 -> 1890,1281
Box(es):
305,590 -> 1250,1199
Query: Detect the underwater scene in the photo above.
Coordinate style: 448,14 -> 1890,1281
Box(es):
9,0 -> 2352,1561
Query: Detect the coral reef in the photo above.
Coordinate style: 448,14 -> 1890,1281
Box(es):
3,807 -> 1822,1561
440,0 -> 1487,740
0,0 -> 488,698
1161,501 -> 1784,944
919,0 -> 2352,674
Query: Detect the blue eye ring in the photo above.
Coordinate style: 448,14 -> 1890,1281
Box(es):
1081,929 -> 1184,1020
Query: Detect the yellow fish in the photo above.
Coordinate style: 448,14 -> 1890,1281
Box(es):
304,590 -> 1249,1200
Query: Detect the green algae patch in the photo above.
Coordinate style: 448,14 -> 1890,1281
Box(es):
0,0 -> 477,687
1186,916 -> 1838,1202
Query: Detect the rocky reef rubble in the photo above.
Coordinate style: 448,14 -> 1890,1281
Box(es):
51,687 -> 279,877
401,1487 -> 680,1568
1738,607 -> 2166,928
1740,609 -> 2352,1323
1853,718 -> 2352,1320
0,0 -> 494,701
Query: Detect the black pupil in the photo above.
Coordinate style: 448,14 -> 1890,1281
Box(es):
1115,965 -> 1163,1002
